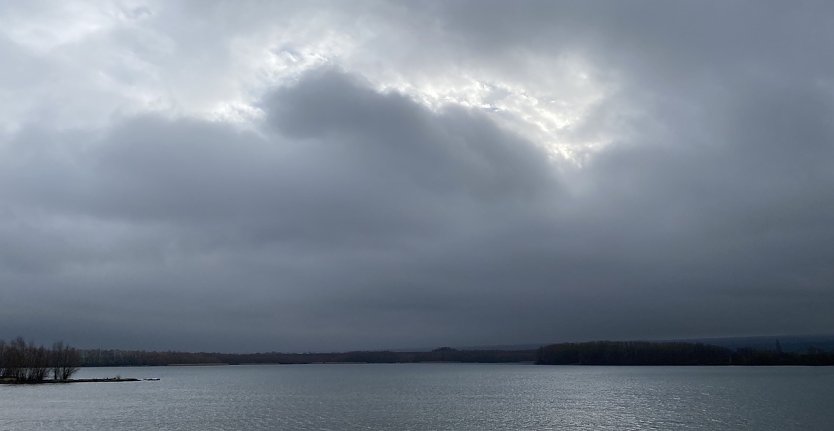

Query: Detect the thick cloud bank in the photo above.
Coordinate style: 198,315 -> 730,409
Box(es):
1,1 -> 833,351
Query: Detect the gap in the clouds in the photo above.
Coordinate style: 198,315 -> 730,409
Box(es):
196,51 -> 614,167
195,67 -> 567,166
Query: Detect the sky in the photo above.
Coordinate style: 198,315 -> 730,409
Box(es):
1,1 -> 833,352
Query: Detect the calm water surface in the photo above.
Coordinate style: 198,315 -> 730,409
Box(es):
1,364 -> 832,430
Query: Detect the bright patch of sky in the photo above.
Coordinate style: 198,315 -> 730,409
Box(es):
0,1 -> 611,162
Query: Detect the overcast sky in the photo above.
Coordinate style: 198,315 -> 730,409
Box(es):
1,1 -> 833,352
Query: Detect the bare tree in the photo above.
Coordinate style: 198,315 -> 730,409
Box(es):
0,340 -> 6,378
24,344 -> 49,382
51,341 -> 64,380
5,337 -> 26,381
0,338 -> 81,383
51,341 -> 81,381
61,347 -> 81,380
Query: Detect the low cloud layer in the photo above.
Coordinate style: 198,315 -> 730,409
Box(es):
1,1 -> 833,351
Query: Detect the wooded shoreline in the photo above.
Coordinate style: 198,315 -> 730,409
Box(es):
0,337 -> 81,384
0,377 -> 140,385
75,341 -> 834,367
5,338 -> 834,376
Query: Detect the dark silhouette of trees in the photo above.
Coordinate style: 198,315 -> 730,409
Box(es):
536,341 -> 733,365
69,342 -> 834,367
0,338 -> 81,383
2,337 -> 29,381
51,342 -> 81,381
5,337 -> 831,372
25,343 -> 50,381
70,347 -> 537,366
536,341 -> 834,365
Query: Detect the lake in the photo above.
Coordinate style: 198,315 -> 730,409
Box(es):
1,364 -> 832,430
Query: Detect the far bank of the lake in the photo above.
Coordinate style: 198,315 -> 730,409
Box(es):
0,377 -> 142,385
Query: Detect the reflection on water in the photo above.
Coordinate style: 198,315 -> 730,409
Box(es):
1,364 -> 832,430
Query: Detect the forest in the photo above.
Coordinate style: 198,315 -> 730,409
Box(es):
0,338 -> 81,383
66,342 -> 834,367
77,346 -> 536,366
5,338 -> 833,370
535,341 -> 834,365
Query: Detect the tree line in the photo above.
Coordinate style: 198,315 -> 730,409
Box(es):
535,341 -> 834,365
9,338 -> 831,370
77,347 -> 536,366
0,337 -> 81,383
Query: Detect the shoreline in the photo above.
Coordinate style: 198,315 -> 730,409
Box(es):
0,377 -> 142,385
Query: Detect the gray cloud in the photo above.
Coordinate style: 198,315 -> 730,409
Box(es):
1,1 -> 833,351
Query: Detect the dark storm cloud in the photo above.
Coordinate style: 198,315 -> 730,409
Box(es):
0,70 -> 565,350
2,1 -> 834,351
